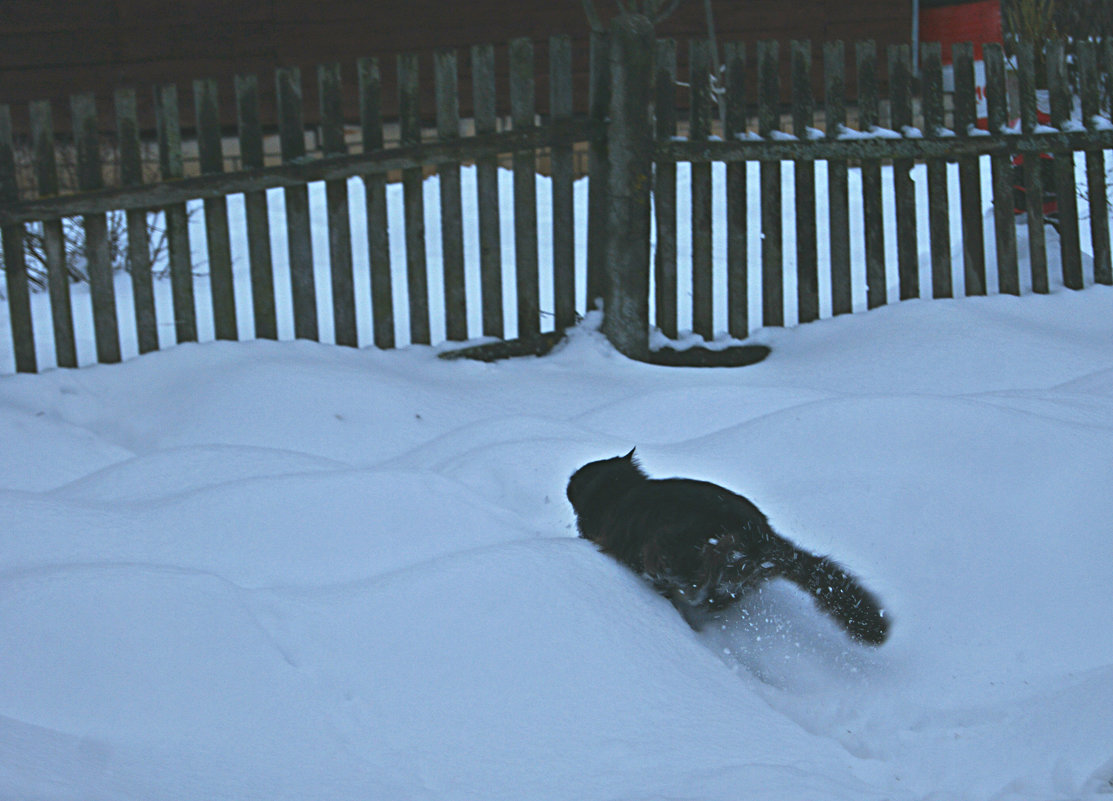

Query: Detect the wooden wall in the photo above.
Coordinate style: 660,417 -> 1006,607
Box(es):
1,0 -> 913,133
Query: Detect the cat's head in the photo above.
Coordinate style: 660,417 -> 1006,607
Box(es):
566,448 -> 646,512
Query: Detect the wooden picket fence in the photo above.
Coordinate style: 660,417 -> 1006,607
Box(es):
596,22 -> 1112,358
1,37 -> 592,372
1,23 -> 1112,372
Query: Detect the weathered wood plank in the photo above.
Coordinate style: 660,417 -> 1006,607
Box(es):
857,40 -> 885,309
5,109 -> 1106,231
0,220 -> 35,371
888,43 -> 918,300
115,89 -> 158,354
1107,40 -> 1113,117
72,92 -> 121,364
658,129 -> 1113,163
953,42 -> 986,296
690,38 -> 714,340
435,49 -> 467,342
235,73 -> 278,339
920,42 -> 953,299
984,43 -> 1018,295
792,40 -> 818,323
758,39 -> 783,327
1015,42 -> 1048,294
470,44 -> 502,339
550,35 -> 576,332
10,114 -> 1106,230
824,41 -> 852,316
319,62 -> 357,347
1047,41 -> 1082,290
276,67 -> 319,340
0,104 -> 36,372
156,84 -> 197,343
654,38 -> 678,340
1106,40 -> 1113,118
357,58 -> 394,348
724,41 -> 747,338
586,31 -> 610,311
1078,40 -> 1112,286
398,53 -> 430,344
29,99 -> 76,366
194,77 -> 238,339
510,37 -> 539,339
235,75 -> 265,172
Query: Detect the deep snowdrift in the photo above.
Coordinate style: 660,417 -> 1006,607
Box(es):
1,286 -> 1111,800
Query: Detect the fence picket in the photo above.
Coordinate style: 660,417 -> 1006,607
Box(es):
724,41 -> 748,338
72,92 -> 121,364
920,42 -> 953,299
235,74 -> 278,339
1047,41 -> 1083,290
856,41 -> 885,309
792,40 -> 818,323
1078,41 -> 1112,286
319,63 -> 357,347
824,41 -> 852,316
29,100 -> 77,365
116,90 -> 158,355
690,38 -> 714,340
194,78 -> 238,339
586,31 -> 610,311
434,51 -> 467,342
1107,40 -> 1113,117
155,84 -> 197,343
889,44 -> 918,300
953,43 -> 986,295
357,58 -> 394,348
758,40 -> 783,327
510,38 -> 540,339
984,44 -> 1019,296
0,105 -> 36,372
470,45 -> 503,339
276,68 -> 319,340
653,38 -> 678,339
398,54 -> 430,345
1014,42 -> 1048,294
550,35 -> 576,332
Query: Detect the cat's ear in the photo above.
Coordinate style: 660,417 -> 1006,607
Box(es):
623,447 -> 637,460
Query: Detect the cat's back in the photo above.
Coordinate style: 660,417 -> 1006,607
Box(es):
615,476 -> 769,531
651,476 -> 763,511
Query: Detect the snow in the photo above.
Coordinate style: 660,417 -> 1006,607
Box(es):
837,125 -> 903,139
1,154 -> 1112,800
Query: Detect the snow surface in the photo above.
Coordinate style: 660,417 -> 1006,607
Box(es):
1,159 -> 1112,800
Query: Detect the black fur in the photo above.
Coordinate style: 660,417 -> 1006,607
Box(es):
567,449 -> 890,645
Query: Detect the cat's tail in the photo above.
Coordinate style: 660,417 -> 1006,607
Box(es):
776,545 -> 891,645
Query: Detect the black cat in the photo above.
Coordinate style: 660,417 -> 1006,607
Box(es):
567,449 -> 890,645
